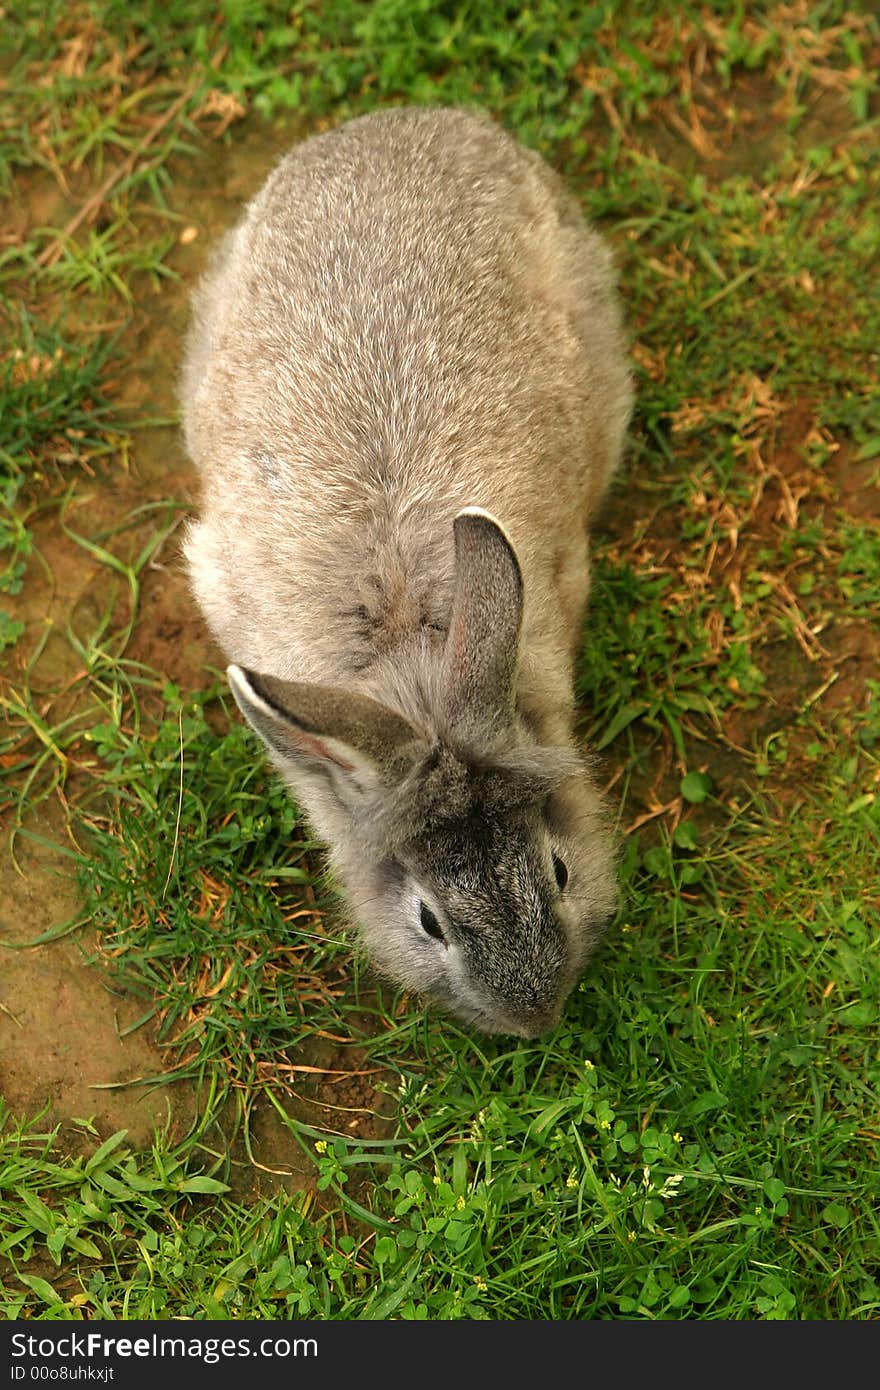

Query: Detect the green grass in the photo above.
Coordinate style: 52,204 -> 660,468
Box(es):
0,315 -> 117,649
1,0 -> 879,1321
73,685 -> 355,1083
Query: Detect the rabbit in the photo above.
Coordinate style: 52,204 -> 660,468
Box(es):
181,105 -> 633,1038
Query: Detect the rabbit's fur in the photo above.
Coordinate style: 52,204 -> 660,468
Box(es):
182,106 -> 633,1038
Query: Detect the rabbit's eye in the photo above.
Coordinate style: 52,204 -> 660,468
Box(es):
419,902 -> 445,942
552,854 -> 569,892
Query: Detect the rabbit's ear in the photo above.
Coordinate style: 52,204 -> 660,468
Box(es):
442,507 -> 524,742
227,665 -> 422,810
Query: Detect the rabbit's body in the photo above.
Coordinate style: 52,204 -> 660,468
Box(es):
182,106 -> 633,1037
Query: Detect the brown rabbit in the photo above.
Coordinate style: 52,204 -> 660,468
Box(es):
182,106 -> 633,1037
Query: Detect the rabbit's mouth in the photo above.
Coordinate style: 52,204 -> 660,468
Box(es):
442,992 -> 564,1040
475,1009 -> 562,1040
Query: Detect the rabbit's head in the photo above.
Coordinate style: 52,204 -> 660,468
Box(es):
227,510 -> 616,1037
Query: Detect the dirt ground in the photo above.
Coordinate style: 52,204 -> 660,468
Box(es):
0,116 -> 396,1188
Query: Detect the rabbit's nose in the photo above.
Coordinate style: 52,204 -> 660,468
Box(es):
519,1017 -> 557,1040
517,1002 -> 563,1039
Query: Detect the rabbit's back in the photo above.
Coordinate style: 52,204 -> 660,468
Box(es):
183,107 -> 632,687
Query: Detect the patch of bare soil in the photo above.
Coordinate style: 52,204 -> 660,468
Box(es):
640,64 -> 863,182
819,619 -> 880,716
0,803 -> 195,1146
596,372 -> 877,830
223,1020 -> 398,1204
825,446 -> 880,522
1,114 -> 398,1187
